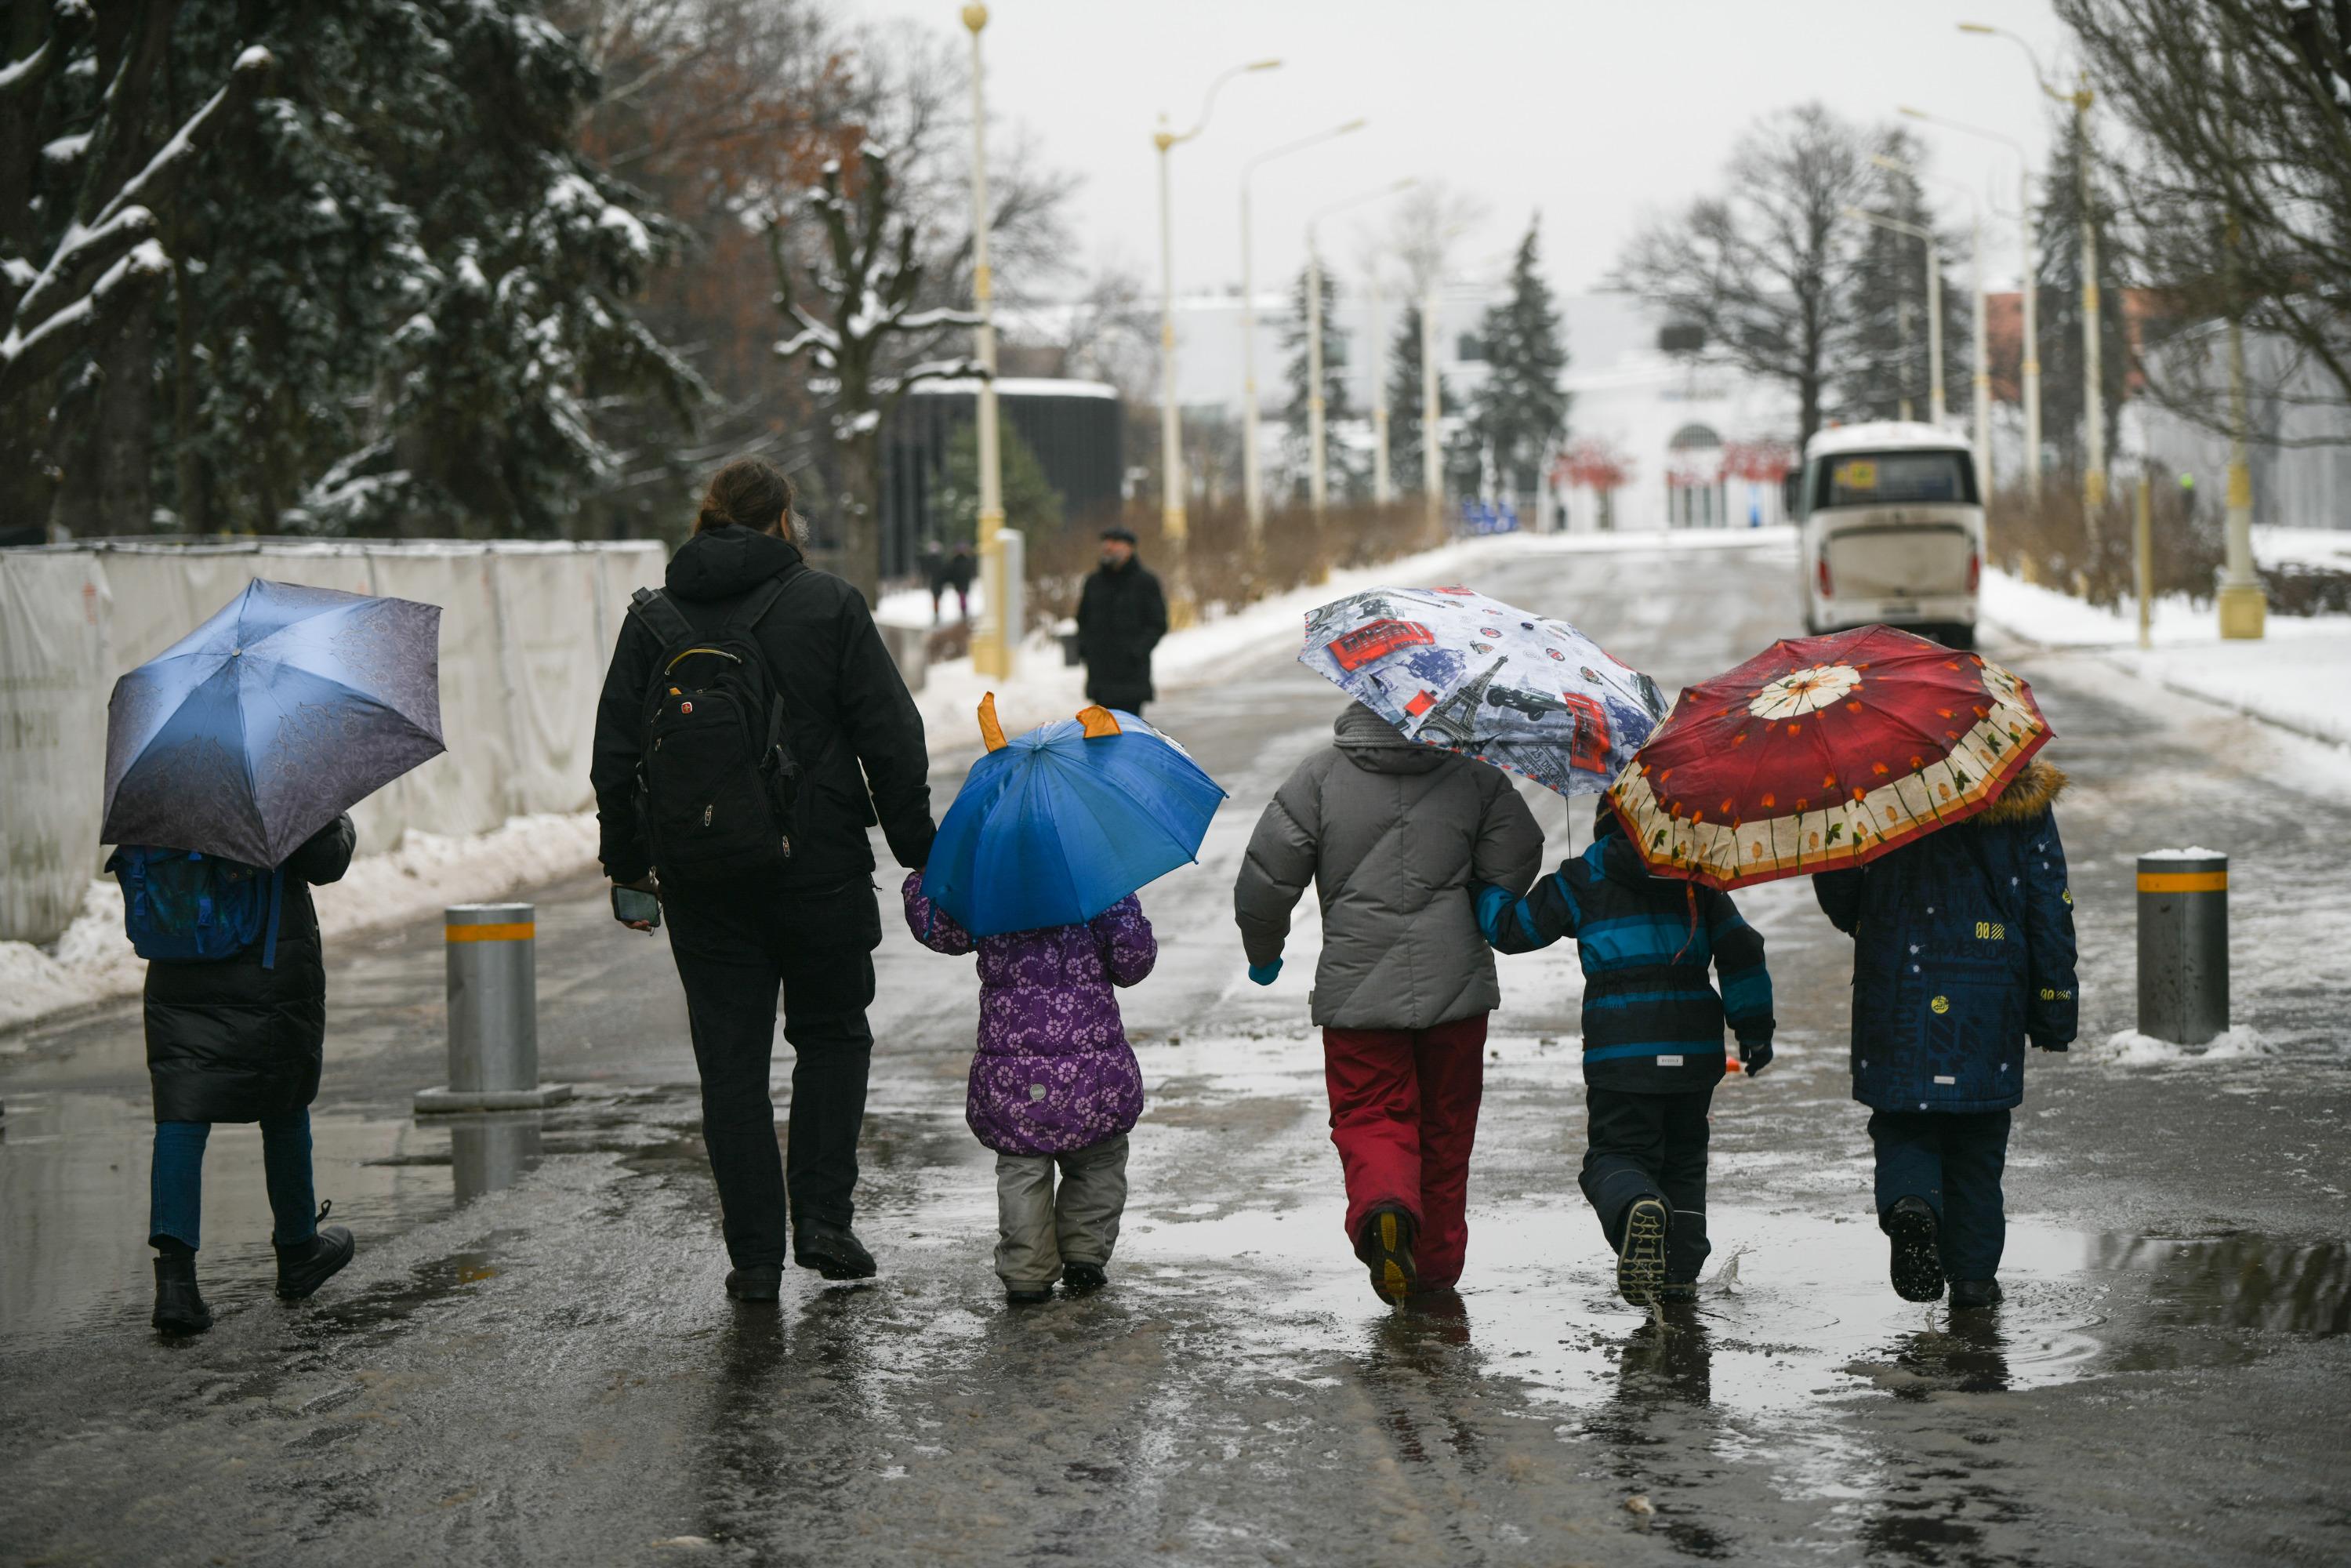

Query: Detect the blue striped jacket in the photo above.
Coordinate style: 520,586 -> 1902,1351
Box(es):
1475,826 -> 1774,1092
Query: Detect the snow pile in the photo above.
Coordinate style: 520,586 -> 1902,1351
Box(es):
2139,846 -> 2226,860
1983,569 -> 2351,746
2088,1025 -> 2271,1066
0,811 -> 602,1039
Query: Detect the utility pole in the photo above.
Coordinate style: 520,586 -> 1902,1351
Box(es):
962,5 -> 1011,678
2071,73 -> 2106,515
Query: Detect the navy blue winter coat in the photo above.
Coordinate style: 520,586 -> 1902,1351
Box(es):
1815,759 -> 2077,1114
1477,815 -> 1773,1093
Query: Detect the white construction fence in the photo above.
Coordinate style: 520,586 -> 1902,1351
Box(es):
0,539 -> 664,947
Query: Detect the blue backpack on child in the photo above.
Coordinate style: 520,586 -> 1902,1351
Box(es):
106,846 -> 285,969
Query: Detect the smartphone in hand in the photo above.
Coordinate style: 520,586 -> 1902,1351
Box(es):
611,885 -> 662,929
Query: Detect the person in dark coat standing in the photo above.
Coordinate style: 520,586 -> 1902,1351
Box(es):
137,813 -> 361,1334
946,540 -> 978,622
1814,757 -> 2077,1312
1478,799 -> 1775,1305
590,457 -> 937,1302
921,539 -> 951,624
1075,526 -> 1167,716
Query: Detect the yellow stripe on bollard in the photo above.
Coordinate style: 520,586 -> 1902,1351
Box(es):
445,922 -> 536,942
2136,871 -> 2227,895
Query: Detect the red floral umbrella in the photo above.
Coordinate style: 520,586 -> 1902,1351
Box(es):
1607,625 -> 2053,889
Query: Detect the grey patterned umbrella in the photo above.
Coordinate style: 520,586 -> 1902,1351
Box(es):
102,579 -> 444,866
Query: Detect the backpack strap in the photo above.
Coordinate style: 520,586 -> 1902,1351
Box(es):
626,586 -> 697,650
260,866 -> 285,971
725,568 -> 799,637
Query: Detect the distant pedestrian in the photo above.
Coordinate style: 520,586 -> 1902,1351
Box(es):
1813,757 -> 2078,1312
591,456 -> 937,1302
948,540 -> 978,622
901,699 -> 1163,1305
1477,800 -> 1776,1305
122,815 -> 361,1334
922,539 -> 950,625
1076,525 -> 1166,716
1234,701 -> 1542,1305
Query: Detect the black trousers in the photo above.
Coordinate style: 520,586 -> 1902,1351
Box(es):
1580,1085 -> 1714,1283
664,880 -> 881,1269
1868,1108 -> 2012,1281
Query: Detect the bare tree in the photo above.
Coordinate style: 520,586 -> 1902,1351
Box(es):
1613,103 -> 1872,447
771,144 -> 979,602
0,1 -> 272,530
1387,180 -> 1488,300
2059,0 -> 2351,442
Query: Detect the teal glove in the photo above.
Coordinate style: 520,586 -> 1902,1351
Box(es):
1472,882 -> 1512,944
1247,959 -> 1282,985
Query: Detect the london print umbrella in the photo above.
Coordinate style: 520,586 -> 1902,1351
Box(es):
103,579 -> 445,866
1298,585 -> 1667,796
1607,624 -> 2053,890
920,696 -> 1226,938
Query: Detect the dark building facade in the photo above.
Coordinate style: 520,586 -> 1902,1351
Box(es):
878,378 -> 1123,579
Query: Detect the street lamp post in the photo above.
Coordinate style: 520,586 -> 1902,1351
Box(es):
1370,267 -> 1391,505
1960,24 -> 2104,514
1422,274 -> 1442,537
1875,151 -> 1992,493
1239,118 -> 1366,545
1848,205 -> 1945,428
1901,105 -> 2040,497
1155,58 -> 1280,627
962,4 -> 1011,678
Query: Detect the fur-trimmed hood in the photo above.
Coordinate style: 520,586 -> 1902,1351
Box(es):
1979,758 -> 2068,826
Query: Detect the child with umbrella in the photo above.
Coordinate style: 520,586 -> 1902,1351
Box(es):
903,697 -> 1223,1305
1610,626 -> 2077,1312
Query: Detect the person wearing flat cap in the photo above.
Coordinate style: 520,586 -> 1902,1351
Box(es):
1075,525 -> 1167,717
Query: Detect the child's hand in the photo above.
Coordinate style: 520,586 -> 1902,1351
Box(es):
1247,959 -> 1283,986
1739,1040 -> 1774,1076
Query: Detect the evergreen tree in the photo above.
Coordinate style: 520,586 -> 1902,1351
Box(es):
158,2 -> 697,537
1835,130 -> 1971,426
1467,216 -> 1570,496
1386,300 -> 1461,496
933,418 -> 1061,544
1279,261 -> 1359,500
2034,110 -> 2130,476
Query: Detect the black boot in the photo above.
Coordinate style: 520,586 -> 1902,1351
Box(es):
1948,1278 -> 2005,1312
275,1202 -> 356,1301
793,1220 -> 876,1280
1357,1205 -> 1419,1307
1061,1261 -> 1108,1295
1616,1196 -> 1671,1305
1884,1196 -> 1946,1303
726,1265 -> 782,1302
151,1251 -> 212,1335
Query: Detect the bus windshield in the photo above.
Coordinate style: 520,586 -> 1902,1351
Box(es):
1815,449 -> 1978,509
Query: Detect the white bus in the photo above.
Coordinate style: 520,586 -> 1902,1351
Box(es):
1788,421 -> 1983,648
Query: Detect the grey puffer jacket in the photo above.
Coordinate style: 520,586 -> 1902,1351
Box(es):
1235,702 -> 1544,1029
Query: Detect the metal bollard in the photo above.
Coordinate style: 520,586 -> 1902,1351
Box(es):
414,903 -> 573,1112
2137,851 -> 2229,1045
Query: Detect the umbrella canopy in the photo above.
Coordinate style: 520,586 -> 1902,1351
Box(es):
1297,585 -> 1667,796
1608,624 -> 2053,890
103,579 -> 444,866
921,699 -> 1226,938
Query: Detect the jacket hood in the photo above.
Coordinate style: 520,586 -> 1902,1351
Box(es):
1333,702 -> 1446,775
666,524 -> 804,602
1978,759 -> 2068,826
1593,814 -> 1671,890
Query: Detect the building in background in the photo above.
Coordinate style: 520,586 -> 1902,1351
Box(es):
878,379 -> 1123,580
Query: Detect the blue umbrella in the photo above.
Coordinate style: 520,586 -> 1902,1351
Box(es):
920,700 -> 1225,938
103,579 -> 445,866
1298,585 -> 1667,797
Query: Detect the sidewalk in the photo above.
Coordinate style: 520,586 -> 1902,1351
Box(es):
1983,570 -> 2351,748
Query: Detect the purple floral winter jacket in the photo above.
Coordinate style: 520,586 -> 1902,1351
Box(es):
902,872 -> 1156,1156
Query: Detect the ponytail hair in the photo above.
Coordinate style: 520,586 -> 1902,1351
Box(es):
695,457 -> 795,535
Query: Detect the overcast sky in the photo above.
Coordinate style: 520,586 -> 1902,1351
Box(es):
841,0 -> 2078,304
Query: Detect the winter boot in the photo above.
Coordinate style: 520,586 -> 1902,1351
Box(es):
1357,1205 -> 1419,1307
1616,1196 -> 1671,1305
1004,1283 -> 1054,1306
794,1220 -> 877,1281
1884,1196 -> 1946,1302
1061,1261 -> 1108,1295
151,1251 -> 212,1335
725,1265 -> 782,1302
1656,1281 -> 1700,1305
274,1203 -> 356,1301
1947,1278 -> 2005,1312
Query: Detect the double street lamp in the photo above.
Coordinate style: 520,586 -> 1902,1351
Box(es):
1154,57 -> 1280,626
1239,118 -> 1366,543
1845,204 -> 1946,430
1872,152 -> 1992,493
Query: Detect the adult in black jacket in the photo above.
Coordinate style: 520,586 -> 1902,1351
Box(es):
1076,527 -> 1167,715
590,458 -> 937,1300
137,812 -> 361,1333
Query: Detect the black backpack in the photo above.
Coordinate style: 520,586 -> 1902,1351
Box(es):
628,574 -> 804,884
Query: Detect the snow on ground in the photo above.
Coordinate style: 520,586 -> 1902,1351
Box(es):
2252,524 -> 2351,572
0,813 -> 600,1039
1983,569 -> 2351,746
2088,1025 -> 2271,1066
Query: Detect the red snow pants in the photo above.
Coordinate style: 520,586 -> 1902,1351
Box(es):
1322,1012 -> 1489,1290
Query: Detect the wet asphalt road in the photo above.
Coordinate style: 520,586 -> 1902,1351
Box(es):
3,535 -> 2349,1568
